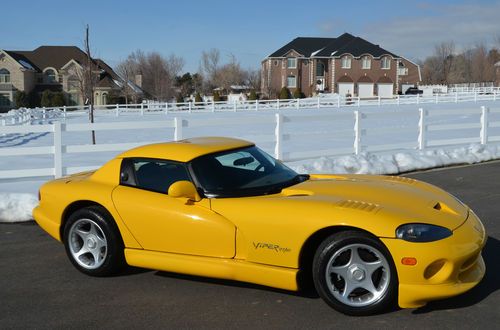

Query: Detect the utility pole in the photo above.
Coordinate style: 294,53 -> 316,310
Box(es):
85,24 -> 96,144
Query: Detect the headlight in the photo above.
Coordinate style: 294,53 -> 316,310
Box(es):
396,223 -> 452,242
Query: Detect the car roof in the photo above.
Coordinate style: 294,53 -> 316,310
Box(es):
116,137 -> 254,162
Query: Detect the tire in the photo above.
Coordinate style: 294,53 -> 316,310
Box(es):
312,230 -> 397,315
63,206 -> 125,277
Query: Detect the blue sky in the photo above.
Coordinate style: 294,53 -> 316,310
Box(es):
2,0 -> 499,72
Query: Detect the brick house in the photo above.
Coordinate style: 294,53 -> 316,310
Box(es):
0,46 -> 142,110
261,33 -> 421,98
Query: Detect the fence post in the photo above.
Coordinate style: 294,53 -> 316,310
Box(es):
378,96 -> 381,106
337,96 -> 341,108
435,94 -> 438,104
188,102 -> 192,113
416,94 -> 420,104
317,97 -> 320,109
418,108 -> 427,150
354,111 -> 361,155
233,101 -> 237,112
141,103 -> 144,115
297,98 -> 300,109
174,117 -> 183,141
480,106 -> 489,145
277,99 -> 280,110
255,99 -> 259,111
164,103 -> 168,115
494,89 -> 497,101
357,97 -> 360,107
474,91 -> 477,102
397,95 -> 400,106
63,105 -> 67,118
53,121 -> 63,178
115,104 -> 119,116
455,92 -> 458,103
274,113 -> 283,160
211,100 -> 215,112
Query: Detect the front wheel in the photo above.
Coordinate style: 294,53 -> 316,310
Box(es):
63,206 -> 125,276
312,231 -> 397,315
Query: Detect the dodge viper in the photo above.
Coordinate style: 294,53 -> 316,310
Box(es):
33,137 -> 486,315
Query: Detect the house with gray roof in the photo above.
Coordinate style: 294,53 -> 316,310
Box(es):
0,46 -> 142,111
261,33 -> 421,98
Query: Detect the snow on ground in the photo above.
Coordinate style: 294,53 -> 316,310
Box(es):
1,102 -> 500,222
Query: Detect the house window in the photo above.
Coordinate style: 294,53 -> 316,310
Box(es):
44,69 -> 57,83
381,56 -> 391,69
341,56 -> 351,69
287,58 -> 297,69
362,56 -> 371,69
316,62 -> 325,77
0,68 -> 10,83
287,76 -> 296,88
102,93 -> 108,105
0,92 -> 10,106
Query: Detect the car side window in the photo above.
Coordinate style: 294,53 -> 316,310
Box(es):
121,158 -> 191,194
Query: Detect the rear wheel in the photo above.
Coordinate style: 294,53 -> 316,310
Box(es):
63,206 -> 125,276
312,231 -> 397,315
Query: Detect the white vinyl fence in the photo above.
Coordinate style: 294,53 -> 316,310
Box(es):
1,105 -> 500,180
2,90 -> 499,121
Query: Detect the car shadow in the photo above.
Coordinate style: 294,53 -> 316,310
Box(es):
413,235 -> 499,314
154,270 -> 320,299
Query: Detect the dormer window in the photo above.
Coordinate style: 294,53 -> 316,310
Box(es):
0,68 -> 10,83
341,56 -> 351,69
381,56 -> 391,69
361,56 -> 371,69
287,58 -> 297,69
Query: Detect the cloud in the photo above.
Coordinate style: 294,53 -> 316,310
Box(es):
359,3 -> 500,61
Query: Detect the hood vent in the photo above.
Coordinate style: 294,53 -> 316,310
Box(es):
385,176 -> 417,185
337,200 -> 380,213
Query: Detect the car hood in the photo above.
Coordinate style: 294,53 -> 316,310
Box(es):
278,174 -> 468,230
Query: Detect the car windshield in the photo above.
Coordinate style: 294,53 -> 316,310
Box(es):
190,146 -> 308,197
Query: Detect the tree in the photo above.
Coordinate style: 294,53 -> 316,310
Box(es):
247,90 -> 258,100
40,90 -> 52,107
194,92 -> 202,103
213,90 -> 221,102
120,50 -> 184,101
14,91 -> 29,108
279,87 -> 291,99
115,57 -> 139,104
293,88 -> 304,99
200,48 -> 221,92
51,92 -> 66,107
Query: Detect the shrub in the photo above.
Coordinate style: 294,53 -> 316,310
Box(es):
176,93 -> 184,103
293,88 -> 305,99
40,90 -> 52,107
248,90 -> 258,101
14,91 -> 29,108
51,92 -> 66,107
213,91 -> 221,102
279,87 -> 291,99
194,92 -> 203,103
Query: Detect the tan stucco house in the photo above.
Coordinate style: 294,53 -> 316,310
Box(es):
261,33 -> 421,98
0,46 -> 142,110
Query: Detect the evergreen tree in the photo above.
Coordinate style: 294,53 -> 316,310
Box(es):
279,87 -> 291,99
40,90 -> 52,107
248,90 -> 258,100
176,93 -> 184,103
213,90 -> 221,102
14,91 -> 29,108
194,92 -> 203,103
293,88 -> 304,99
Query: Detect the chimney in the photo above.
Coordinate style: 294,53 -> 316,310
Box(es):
135,74 -> 142,88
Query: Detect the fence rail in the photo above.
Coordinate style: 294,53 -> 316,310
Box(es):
1,105 -> 500,180
2,90 -> 500,123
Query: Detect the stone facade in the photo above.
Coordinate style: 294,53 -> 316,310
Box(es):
0,46 -> 142,111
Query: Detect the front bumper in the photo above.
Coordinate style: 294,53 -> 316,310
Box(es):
381,210 -> 486,308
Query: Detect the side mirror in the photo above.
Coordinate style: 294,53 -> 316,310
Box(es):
168,181 -> 201,202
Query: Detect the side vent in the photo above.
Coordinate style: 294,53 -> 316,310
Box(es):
337,200 -> 380,213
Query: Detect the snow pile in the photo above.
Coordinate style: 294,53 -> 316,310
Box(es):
0,193 -> 38,223
290,144 -> 500,175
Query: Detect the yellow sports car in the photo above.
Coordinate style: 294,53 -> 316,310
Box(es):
33,137 -> 486,315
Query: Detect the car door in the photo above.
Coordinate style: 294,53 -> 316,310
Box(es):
112,158 -> 236,258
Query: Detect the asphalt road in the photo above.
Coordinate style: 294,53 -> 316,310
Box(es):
1,161 -> 499,329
